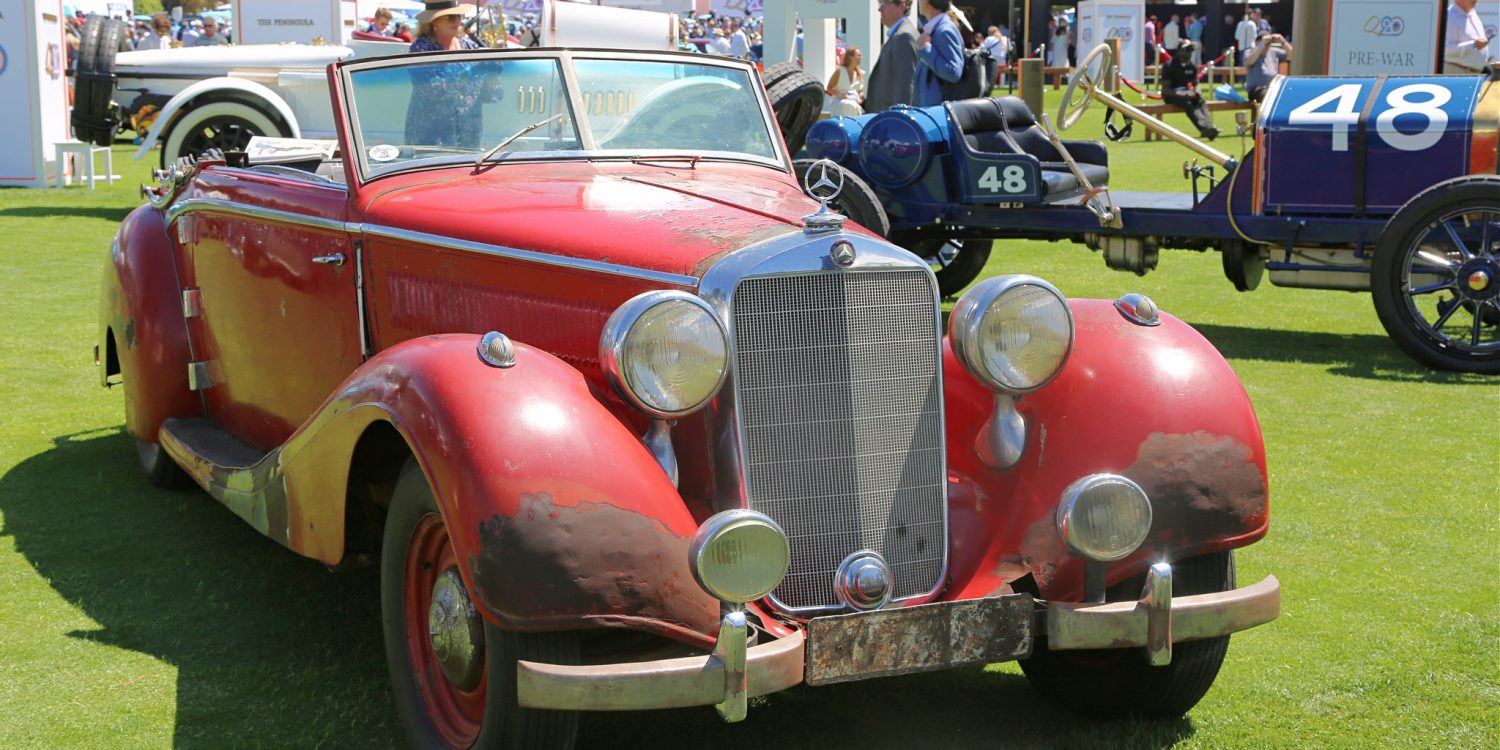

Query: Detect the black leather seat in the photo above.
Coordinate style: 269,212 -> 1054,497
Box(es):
948,96 -> 1109,197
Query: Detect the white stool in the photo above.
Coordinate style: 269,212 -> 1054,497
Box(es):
54,140 -> 119,189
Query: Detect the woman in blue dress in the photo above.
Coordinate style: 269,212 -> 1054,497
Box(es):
406,2 -> 486,149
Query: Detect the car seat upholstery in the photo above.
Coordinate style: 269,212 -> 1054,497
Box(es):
948,96 -> 1109,197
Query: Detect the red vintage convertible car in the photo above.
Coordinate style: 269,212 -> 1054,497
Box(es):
98,48 -> 1281,747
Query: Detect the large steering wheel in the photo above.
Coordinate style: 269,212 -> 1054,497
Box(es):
601,77 -> 748,150
1058,43 -> 1115,131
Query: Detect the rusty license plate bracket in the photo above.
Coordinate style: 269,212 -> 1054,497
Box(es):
804,594 -> 1034,686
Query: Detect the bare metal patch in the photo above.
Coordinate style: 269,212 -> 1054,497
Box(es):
1124,432 -> 1267,521
470,493 -> 718,635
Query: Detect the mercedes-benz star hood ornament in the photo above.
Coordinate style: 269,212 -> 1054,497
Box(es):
801,159 -> 848,233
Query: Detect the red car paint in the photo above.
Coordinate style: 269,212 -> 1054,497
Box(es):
103,61 -> 1268,653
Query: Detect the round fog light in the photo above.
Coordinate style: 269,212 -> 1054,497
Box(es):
1056,474 -> 1153,562
690,510 -> 790,603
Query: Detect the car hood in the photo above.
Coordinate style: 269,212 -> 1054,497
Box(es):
117,44 -> 354,72
357,162 -> 826,280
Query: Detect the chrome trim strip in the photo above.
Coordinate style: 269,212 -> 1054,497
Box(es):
164,199 -> 700,287
698,231 -> 951,616
354,240 -> 371,359
359,223 -> 702,287
166,198 -> 348,234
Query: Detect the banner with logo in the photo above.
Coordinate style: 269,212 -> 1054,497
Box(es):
233,0 -> 353,45
1326,0 -> 1441,74
1077,0 -> 1143,85
1,0 -> 69,188
710,0 -> 763,18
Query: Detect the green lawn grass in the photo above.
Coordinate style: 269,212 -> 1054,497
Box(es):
1,94 -> 1496,748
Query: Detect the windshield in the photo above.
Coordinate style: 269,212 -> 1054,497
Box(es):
343,53 -> 778,178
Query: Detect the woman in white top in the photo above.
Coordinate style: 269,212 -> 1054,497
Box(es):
823,47 -> 866,117
1049,23 -> 1070,68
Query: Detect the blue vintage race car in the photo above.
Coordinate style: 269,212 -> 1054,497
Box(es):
801,45 -> 1500,373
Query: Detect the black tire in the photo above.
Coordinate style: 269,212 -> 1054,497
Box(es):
114,327 -> 190,489
767,65 -> 823,156
1020,551 -> 1236,718
1220,240 -> 1264,292
382,459 -> 579,750
1370,175 -> 1500,373
907,238 -> 994,298
792,158 -> 890,238
759,61 -> 800,90
72,15 -> 123,146
134,438 -> 190,489
159,100 -> 281,168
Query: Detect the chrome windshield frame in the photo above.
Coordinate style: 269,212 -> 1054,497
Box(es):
334,47 -> 791,186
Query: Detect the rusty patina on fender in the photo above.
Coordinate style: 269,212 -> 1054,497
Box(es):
270,334 -> 719,645
944,299 -> 1270,603
471,493 -> 717,643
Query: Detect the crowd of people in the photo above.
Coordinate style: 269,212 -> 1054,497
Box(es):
63,0 -> 1494,137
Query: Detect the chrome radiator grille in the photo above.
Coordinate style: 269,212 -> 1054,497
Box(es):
731,269 -> 946,611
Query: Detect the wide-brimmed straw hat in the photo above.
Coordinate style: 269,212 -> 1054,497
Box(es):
416,1 -> 476,23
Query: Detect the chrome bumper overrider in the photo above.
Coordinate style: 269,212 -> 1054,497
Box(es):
516,611 -> 805,720
516,568 -> 1281,720
1045,569 -> 1282,666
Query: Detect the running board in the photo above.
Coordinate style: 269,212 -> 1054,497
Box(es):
158,417 -> 291,546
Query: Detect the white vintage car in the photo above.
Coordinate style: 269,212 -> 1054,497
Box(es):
71,4 -> 739,167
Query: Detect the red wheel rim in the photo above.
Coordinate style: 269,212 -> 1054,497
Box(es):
405,513 -> 487,748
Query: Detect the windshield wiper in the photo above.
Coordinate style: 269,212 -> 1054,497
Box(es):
629,155 -> 700,168
473,113 -> 564,170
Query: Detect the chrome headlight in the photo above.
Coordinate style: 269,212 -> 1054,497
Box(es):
690,510 -> 790,603
600,291 -> 728,418
949,275 -> 1074,394
1056,474 -> 1153,562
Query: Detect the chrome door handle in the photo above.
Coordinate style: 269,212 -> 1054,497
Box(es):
313,253 -> 346,266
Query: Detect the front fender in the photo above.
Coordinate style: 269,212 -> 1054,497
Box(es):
945,299 -> 1269,602
100,205 -> 199,441
134,77 -> 300,161
278,334 -> 720,645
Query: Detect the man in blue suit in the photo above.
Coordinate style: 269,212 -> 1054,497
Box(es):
915,0 -> 965,106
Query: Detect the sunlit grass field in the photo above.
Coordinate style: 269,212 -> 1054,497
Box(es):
0,88 -> 1495,748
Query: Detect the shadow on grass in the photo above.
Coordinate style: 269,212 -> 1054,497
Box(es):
1190,323 -> 1495,383
2,429 -> 1201,749
0,205 -> 134,222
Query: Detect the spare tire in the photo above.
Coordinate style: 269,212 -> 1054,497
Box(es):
765,64 -> 823,157
760,61 -> 799,90
73,15 -> 124,146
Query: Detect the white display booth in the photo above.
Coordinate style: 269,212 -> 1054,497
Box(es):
1326,0 -> 1441,75
232,0 -> 358,45
761,0 -> 879,97
0,0 -> 70,188
1076,0 -> 1144,86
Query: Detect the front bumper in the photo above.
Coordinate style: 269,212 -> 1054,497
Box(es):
516,571 -> 1281,719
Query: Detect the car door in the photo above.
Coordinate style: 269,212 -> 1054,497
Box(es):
177,168 -> 364,451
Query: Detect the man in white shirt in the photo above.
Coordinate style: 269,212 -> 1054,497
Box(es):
1163,14 -> 1181,51
1234,13 -> 1258,64
729,19 -> 750,60
1444,0 -> 1492,72
710,28 -> 731,56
